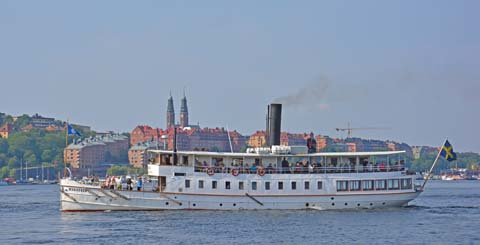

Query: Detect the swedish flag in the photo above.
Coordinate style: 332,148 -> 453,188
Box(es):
440,140 -> 457,162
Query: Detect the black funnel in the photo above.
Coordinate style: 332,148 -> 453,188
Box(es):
268,103 -> 282,146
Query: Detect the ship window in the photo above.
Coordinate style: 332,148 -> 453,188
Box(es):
212,181 -> 217,189
388,179 -> 399,190
401,178 -> 412,189
225,181 -> 231,190
375,180 -> 386,190
362,180 -> 374,191
199,180 -> 204,189
336,181 -> 348,192
182,155 -> 189,166
350,180 -> 361,191
265,181 -> 270,190
174,172 -> 186,176
317,181 -> 323,190
278,181 -> 284,190
291,181 -> 297,190
239,181 -> 244,190
304,181 -> 310,190
185,179 -> 191,188
252,181 -> 257,190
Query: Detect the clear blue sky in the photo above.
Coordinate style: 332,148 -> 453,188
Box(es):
1,1 -> 478,152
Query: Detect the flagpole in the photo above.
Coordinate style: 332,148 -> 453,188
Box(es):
64,119 -> 69,178
421,138 -> 448,189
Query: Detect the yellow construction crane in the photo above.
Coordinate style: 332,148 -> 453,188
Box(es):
335,123 -> 391,138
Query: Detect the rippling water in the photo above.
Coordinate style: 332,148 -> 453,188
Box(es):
1,181 -> 479,244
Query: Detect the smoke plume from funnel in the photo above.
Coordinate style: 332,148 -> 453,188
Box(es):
273,77 -> 330,110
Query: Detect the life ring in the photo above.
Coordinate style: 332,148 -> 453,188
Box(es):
231,168 -> 240,176
206,167 -> 215,176
257,168 -> 266,176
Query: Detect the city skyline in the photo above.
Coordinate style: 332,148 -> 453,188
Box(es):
0,1 -> 478,152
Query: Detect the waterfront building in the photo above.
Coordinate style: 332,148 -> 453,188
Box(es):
64,134 -> 129,173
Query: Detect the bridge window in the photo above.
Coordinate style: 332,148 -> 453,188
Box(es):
291,181 -> 297,190
278,181 -> 284,190
265,181 -> 270,190
252,181 -> 257,190
317,181 -> 323,190
185,179 -> 190,188
375,180 -> 387,190
225,181 -> 231,190
336,181 -> 348,192
401,178 -> 412,189
362,180 -> 374,191
304,181 -> 310,190
212,181 -> 217,189
198,180 -> 204,189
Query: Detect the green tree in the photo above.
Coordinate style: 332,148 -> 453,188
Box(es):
14,114 -> 31,129
8,169 -> 15,178
0,138 -> 8,153
7,157 -> 18,169
0,166 -> 8,178
41,149 -> 54,163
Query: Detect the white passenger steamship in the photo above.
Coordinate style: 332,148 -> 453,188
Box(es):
60,104 -> 422,211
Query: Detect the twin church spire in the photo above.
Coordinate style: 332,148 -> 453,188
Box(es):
166,90 -> 189,129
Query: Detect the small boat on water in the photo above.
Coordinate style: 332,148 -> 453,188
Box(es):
60,103 -> 423,212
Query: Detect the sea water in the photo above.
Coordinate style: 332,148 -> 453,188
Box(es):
1,181 -> 479,244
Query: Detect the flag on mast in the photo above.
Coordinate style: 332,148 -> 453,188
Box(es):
67,124 -> 81,137
440,140 -> 457,162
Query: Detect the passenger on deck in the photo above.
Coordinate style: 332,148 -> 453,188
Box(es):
368,162 -> 374,172
308,163 -> 314,173
109,176 -> 115,190
266,163 -> 274,174
126,177 -> 133,191
137,176 -> 143,191
250,164 -> 257,173
399,160 -> 405,170
281,158 -> 289,173
295,163 -> 302,174
105,175 -> 110,189
303,161 -> 309,173
244,164 -> 250,174
379,162 -> 385,172
203,161 -> 208,172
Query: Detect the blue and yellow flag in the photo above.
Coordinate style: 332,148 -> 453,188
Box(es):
440,140 -> 456,162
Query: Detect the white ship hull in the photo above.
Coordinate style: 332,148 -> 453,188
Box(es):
60,179 -> 420,211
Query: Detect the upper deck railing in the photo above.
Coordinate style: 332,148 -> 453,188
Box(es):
193,164 -> 405,175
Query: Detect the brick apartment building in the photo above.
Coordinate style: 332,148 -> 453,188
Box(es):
64,134 -> 129,171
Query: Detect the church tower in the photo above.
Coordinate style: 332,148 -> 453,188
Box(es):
166,93 -> 175,128
180,92 -> 189,128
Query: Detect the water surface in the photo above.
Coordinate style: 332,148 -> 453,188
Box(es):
1,181 -> 479,244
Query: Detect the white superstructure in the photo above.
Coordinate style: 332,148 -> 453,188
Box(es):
60,147 -> 421,211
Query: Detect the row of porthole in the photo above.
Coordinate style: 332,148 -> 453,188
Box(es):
173,202 -> 387,208
328,202 -> 386,206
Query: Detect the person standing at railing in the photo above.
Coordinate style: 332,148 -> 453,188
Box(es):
137,176 -> 143,191
281,158 -> 289,174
